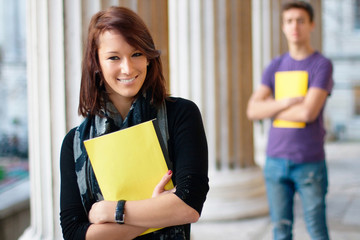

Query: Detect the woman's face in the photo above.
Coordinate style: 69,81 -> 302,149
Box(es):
98,30 -> 148,104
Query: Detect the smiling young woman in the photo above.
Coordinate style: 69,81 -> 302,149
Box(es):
78,7 -> 167,118
60,6 -> 209,240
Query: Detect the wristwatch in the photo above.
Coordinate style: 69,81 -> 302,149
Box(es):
115,200 -> 126,224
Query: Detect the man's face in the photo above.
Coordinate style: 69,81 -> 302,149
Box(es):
282,8 -> 314,45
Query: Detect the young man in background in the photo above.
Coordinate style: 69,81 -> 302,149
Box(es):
247,1 -> 333,239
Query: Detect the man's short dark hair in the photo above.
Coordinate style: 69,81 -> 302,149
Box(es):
282,1 -> 314,22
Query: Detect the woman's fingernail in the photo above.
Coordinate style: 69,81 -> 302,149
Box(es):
168,170 -> 172,175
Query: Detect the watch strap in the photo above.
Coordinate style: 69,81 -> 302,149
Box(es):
115,200 -> 126,224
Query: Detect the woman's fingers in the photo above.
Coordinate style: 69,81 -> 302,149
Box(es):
152,170 -> 173,197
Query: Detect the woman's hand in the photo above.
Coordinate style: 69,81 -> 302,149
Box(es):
152,170 -> 176,198
88,200 -> 117,224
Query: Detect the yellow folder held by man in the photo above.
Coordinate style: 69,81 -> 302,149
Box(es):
84,119 -> 173,235
273,71 -> 308,128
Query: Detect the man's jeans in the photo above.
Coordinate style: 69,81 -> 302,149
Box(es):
264,157 -> 330,240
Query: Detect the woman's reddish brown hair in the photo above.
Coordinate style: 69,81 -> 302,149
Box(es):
78,6 -> 167,117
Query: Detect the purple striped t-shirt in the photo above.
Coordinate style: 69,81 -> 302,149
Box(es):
262,51 -> 333,163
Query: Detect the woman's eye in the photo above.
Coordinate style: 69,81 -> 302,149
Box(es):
108,56 -> 119,60
133,52 -> 143,57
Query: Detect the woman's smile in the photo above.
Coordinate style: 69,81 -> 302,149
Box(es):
117,76 -> 137,83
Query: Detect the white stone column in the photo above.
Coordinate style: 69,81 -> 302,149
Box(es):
20,1 -> 100,239
251,0 -> 273,168
169,0 -> 268,221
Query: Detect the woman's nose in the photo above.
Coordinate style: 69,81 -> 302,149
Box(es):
120,58 -> 132,74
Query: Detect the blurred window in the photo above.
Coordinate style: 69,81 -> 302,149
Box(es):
0,0 -> 28,192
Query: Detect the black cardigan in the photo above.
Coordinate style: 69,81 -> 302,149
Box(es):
59,97 -> 209,240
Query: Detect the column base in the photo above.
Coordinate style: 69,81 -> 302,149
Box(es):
19,226 -> 62,240
19,227 -> 41,240
200,166 -> 268,221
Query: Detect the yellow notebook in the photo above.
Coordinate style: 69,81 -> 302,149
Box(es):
84,119 -> 173,235
273,71 -> 308,128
